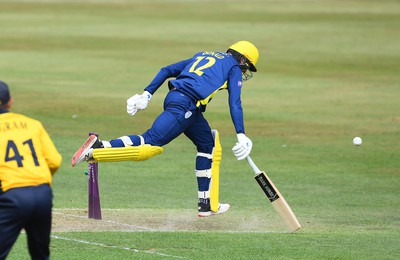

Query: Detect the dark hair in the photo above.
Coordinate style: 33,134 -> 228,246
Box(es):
226,50 -> 253,81
0,81 -> 10,107
227,49 -> 251,71
227,49 -> 244,63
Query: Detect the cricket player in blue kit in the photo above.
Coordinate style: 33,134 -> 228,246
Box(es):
72,41 -> 259,217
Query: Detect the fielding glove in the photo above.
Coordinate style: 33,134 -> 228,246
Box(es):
126,91 -> 152,116
232,133 -> 252,160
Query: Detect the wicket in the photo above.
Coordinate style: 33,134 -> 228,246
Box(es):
88,132 -> 102,219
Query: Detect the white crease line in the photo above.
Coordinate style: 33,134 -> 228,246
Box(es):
51,235 -> 185,258
53,211 -> 156,231
54,208 -> 132,211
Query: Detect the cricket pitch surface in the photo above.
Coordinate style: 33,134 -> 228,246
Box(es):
52,208 -> 289,233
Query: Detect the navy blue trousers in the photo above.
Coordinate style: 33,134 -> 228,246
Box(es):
0,184 -> 52,260
110,90 -> 215,192
111,90 -> 215,170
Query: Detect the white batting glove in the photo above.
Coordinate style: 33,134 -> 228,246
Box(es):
126,91 -> 152,116
232,133 -> 253,160
127,94 -> 140,115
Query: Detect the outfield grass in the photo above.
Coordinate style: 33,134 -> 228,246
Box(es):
1,0 -> 399,259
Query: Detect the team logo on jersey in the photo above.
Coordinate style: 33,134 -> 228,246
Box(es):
185,111 -> 192,119
238,81 -> 242,88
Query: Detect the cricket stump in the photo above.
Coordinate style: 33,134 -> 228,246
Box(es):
88,132 -> 102,219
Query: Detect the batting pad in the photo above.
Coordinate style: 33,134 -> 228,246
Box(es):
92,145 -> 163,162
210,129 -> 222,212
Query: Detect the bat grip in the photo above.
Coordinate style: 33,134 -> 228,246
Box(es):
246,156 -> 261,174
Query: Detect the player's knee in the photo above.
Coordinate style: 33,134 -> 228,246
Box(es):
196,144 -> 214,155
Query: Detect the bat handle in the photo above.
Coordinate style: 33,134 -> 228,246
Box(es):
246,156 -> 261,174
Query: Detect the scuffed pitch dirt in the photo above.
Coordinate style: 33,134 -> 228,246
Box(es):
52,208 -> 286,233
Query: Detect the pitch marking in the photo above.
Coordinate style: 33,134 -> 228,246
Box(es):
53,211 -> 156,230
51,235 -> 185,258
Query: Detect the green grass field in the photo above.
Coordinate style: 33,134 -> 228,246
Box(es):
1,0 -> 399,259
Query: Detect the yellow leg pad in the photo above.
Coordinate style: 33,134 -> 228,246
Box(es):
210,129 -> 222,212
92,145 -> 163,162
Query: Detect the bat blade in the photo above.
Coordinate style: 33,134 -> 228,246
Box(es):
255,171 -> 301,232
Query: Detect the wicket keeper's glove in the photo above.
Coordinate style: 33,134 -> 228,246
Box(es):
232,133 -> 252,160
127,91 -> 152,116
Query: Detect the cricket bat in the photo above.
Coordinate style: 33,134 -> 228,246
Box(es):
246,156 -> 301,232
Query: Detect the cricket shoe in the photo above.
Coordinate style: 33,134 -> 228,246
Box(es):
71,135 -> 102,167
198,201 -> 231,217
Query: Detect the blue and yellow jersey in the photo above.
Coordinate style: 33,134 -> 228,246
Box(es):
0,112 -> 62,192
145,51 -> 245,133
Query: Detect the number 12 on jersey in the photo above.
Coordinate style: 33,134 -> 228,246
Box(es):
189,56 -> 216,76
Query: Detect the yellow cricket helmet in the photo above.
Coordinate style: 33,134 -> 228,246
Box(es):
228,41 -> 259,72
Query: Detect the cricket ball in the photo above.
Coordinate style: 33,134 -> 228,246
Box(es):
353,137 -> 362,146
